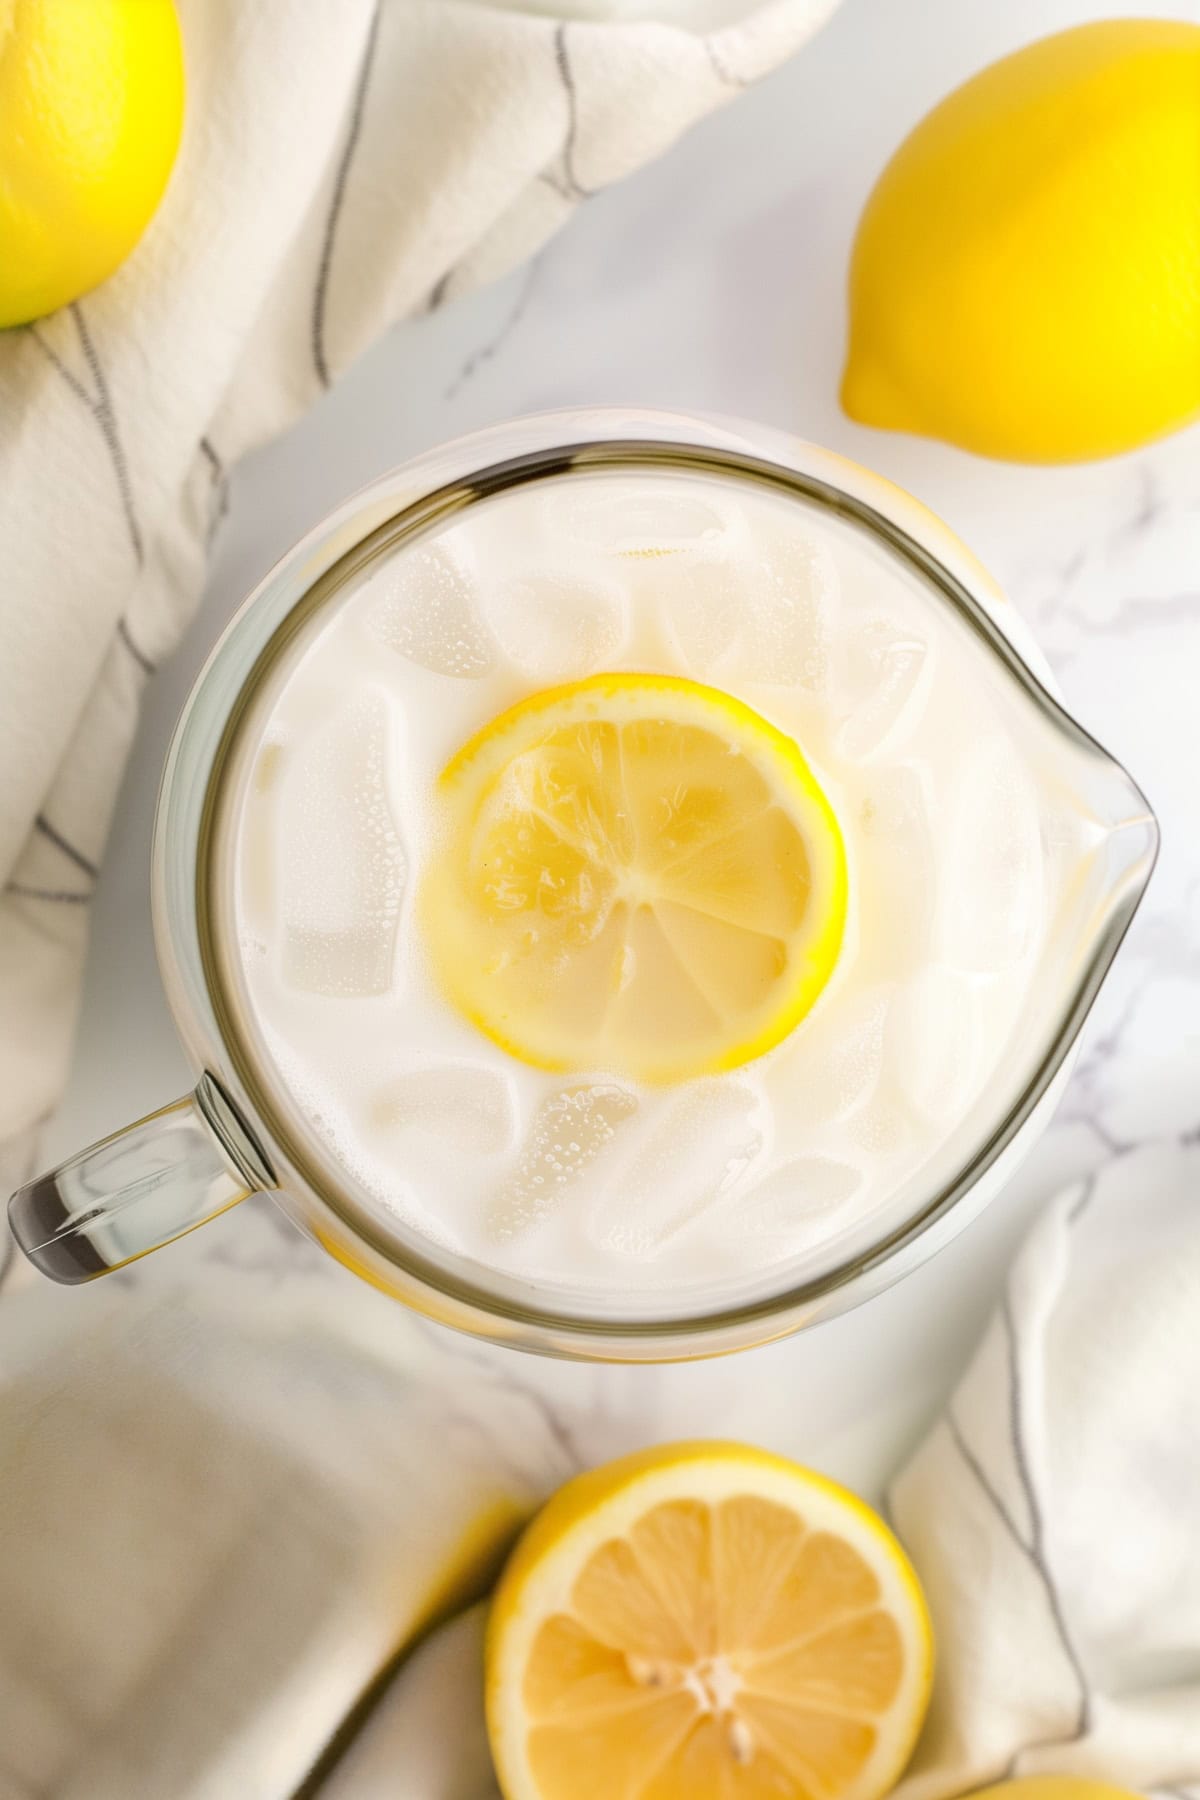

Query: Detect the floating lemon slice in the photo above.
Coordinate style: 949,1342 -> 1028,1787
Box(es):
422,674 -> 847,1083
486,1441 -> 933,1800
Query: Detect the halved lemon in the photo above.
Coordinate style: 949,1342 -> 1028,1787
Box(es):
486,1441 -> 933,1800
422,674 -> 847,1083
970,1785 -> 1143,1800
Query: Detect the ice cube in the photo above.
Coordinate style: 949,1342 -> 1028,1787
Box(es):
847,1095 -> 914,1156
888,965 -> 982,1126
366,540 -> 494,678
557,480 -> 736,557
939,736 -> 1044,971
660,533 -> 837,691
591,1080 -> 764,1260
718,1155 -> 863,1255
277,692 -> 407,996
488,1084 -> 638,1242
854,769 -> 935,963
794,988 -> 890,1124
835,615 -> 930,759
482,569 -> 625,680
369,1065 -> 516,1155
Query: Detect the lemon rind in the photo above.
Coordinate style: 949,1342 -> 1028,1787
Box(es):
427,674 -> 849,1084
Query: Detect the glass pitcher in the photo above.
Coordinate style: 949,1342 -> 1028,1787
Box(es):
7,411 -> 1158,1360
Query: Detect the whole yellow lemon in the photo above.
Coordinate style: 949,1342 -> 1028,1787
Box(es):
0,0 -> 184,328
841,20 -> 1200,463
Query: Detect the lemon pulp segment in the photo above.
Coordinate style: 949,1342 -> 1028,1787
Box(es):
422,674 -> 847,1084
486,1441 -> 933,1800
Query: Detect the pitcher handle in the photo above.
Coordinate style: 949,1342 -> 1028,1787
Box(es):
6,1074 -> 274,1284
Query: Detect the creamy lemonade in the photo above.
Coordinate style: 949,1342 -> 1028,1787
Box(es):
226,468 -> 1088,1297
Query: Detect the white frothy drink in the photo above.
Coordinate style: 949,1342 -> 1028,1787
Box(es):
224,467 -> 1092,1304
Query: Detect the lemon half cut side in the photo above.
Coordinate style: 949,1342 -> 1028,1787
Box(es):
422,674 -> 848,1085
486,1441 -> 934,1800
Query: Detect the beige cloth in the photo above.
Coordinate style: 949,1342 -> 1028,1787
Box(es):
0,0 -> 839,1186
0,1220 -> 564,1799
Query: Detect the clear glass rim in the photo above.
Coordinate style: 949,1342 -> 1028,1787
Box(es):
194,435 -> 1159,1348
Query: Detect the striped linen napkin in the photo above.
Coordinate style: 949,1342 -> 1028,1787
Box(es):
0,0 -> 839,1209
891,1141 -> 1200,1794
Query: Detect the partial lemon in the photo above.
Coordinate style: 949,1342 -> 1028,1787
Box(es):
0,0 -> 185,327
486,1441 -> 933,1800
841,19 -> 1200,463
970,1784 -> 1142,1800
422,673 -> 847,1084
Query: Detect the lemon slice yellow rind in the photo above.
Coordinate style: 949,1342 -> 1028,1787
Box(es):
424,674 -> 848,1085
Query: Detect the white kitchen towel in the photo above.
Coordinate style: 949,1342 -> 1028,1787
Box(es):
2,1146 -> 1196,1795
296,1141 -> 1200,1795
164,1142 -> 1200,1799
0,0 -> 839,1184
319,1604 -> 500,1800
891,1140 -> 1200,1795
0,1215 -> 572,1800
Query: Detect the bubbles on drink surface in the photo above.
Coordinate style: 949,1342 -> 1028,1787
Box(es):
590,1081 -> 764,1261
659,528 -> 837,691
489,1084 -> 638,1242
367,542 -> 494,679
481,570 -> 625,681
229,467 -> 1080,1298
794,987 -> 891,1126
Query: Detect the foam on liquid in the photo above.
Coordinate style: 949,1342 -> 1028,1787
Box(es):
226,470 -> 1087,1305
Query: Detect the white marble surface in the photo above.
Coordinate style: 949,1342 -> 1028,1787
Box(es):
25,0 -> 1200,1497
